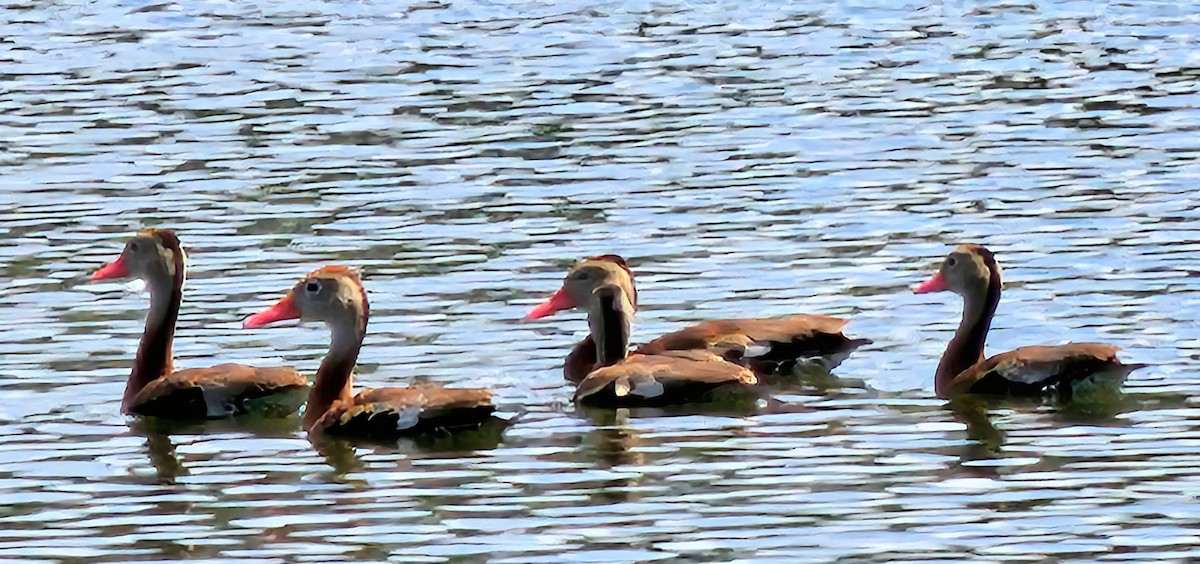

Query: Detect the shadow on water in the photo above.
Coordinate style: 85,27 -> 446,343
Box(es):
574,384 -> 767,421
762,361 -> 878,397
309,416 -> 514,477
580,409 -> 643,468
947,397 -> 1007,452
136,413 -> 514,481
947,378 -> 1165,453
130,415 -> 303,484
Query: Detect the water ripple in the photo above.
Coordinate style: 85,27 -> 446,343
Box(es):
2,0 -> 1200,560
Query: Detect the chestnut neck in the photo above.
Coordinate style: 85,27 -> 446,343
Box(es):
305,306 -> 366,430
125,263 -> 184,413
935,267 -> 1002,398
564,336 -> 598,383
588,288 -> 632,368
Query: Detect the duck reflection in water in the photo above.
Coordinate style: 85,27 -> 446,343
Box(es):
578,408 -> 644,502
944,390 -> 1141,481
129,416 -> 303,485
310,416 -> 512,477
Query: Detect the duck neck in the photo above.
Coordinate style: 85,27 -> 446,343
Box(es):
306,311 -> 365,430
935,272 -> 1001,398
588,288 -> 632,368
124,269 -> 183,413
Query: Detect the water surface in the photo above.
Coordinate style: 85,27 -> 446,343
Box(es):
3,0 -> 1200,561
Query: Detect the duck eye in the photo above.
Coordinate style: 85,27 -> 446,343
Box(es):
946,257 -> 958,268
128,241 -> 140,253
305,281 -> 321,294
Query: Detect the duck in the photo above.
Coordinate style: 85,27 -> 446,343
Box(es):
527,254 -> 868,382
90,229 -> 307,418
527,255 -> 781,406
913,244 -> 1145,400
242,265 -> 496,437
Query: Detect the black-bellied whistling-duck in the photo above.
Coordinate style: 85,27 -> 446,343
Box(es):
526,255 -> 757,405
914,244 -> 1146,400
527,255 -> 638,384
637,315 -> 870,375
242,266 -> 495,437
572,349 -> 759,406
90,229 -> 307,418
527,255 -> 868,382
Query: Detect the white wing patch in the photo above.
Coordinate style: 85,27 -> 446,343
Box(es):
997,361 -> 1059,385
743,342 -> 773,358
393,406 -> 422,431
201,387 -> 236,418
630,378 -> 664,399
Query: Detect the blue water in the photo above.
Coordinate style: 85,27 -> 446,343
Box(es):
2,0 -> 1200,561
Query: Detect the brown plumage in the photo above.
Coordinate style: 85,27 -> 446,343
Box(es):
132,364 -> 307,418
528,255 -> 868,391
564,335 -> 600,384
244,265 -> 496,438
311,386 -> 496,437
566,316 -> 867,383
527,255 -> 639,384
574,350 -> 757,406
637,314 -> 870,372
528,255 -> 793,405
91,230 -> 306,418
915,244 -> 1145,400
947,343 -> 1140,400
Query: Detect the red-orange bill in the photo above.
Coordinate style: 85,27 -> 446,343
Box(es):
243,295 -> 301,328
91,257 -> 129,281
913,272 -> 947,294
525,288 -> 576,320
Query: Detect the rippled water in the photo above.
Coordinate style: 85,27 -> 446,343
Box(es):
3,0 -> 1200,560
